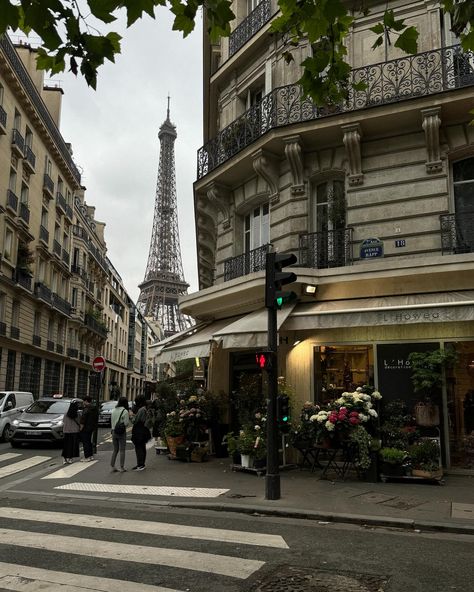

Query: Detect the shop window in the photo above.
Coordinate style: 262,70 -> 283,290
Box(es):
452,157 -> 474,251
315,345 -> 374,404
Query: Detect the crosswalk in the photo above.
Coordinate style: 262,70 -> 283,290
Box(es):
0,505 -> 289,591
0,452 -> 51,479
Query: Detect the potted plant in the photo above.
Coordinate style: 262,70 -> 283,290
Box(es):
224,420 -> 266,469
409,439 -> 442,479
164,411 -> 186,459
379,447 -> 409,477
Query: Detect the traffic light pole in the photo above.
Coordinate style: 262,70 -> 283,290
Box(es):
265,253 -> 280,500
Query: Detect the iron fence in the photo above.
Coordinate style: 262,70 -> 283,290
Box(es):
229,0 -> 272,57
224,243 -> 270,281
299,228 -> 353,269
440,212 -> 474,254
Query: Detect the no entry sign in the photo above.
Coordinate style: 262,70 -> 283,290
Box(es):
92,356 -> 106,372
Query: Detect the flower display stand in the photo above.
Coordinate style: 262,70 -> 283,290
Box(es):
166,435 -> 186,460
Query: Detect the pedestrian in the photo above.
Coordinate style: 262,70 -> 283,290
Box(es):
62,399 -> 81,464
79,395 -> 98,461
110,396 -> 130,473
131,395 -> 151,471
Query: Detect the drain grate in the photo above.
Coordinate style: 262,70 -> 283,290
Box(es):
251,565 -> 389,592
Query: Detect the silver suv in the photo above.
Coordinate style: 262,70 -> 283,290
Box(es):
10,397 -> 83,446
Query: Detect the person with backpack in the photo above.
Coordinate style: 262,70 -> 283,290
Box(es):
131,395 -> 151,471
110,397 -> 130,473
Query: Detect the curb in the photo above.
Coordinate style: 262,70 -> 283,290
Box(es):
165,500 -> 474,536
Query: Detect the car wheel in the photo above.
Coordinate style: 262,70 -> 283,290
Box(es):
2,424 -> 13,442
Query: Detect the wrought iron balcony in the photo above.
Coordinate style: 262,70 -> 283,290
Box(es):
47,340 -> 55,351
0,322 -> 6,336
32,334 -> 41,347
10,326 -> 20,339
67,347 -> 79,358
440,211 -> 474,254
52,292 -> 72,316
197,44 -> 474,179
89,242 -> 108,272
299,228 -> 353,269
6,189 -> 18,213
14,268 -> 32,291
39,225 -> 49,245
53,239 -> 62,258
56,191 -> 67,214
224,243 -> 270,281
73,225 -> 88,241
0,36 -> 81,183
0,105 -> 6,132
18,202 -> 30,225
229,0 -> 272,57
62,249 -> 70,266
65,203 -> 73,220
24,145 -> 36,173
84,313 -> 108,339
43,173 -> 54,198
71,263 -> 82,275
56,343 -> 64,354
35,281 -> 52,303
11,128 -> 25,157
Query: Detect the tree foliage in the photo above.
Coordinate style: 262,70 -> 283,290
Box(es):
0,0 -> 473,100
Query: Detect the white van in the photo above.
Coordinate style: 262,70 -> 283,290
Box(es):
0,391 -> 35,441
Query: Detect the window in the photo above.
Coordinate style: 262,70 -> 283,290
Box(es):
13,109 -> 21,130
4,227 -> 13,260
48,318 -> 55,342
452,157 -> 474,251
54,224 -> 60,242
57,320 -> 64,346
244,203 -> 269,252
247,0 -> 261,13
45,156 -> 52,176
0,83 -> 4,105
72,287 -> 78,309
9,169 -> 16,192
34,311 -> 41,335
20,183 -> 28,204
38,258 -> 46,282
51,270 -> 58,293
0,293 -> 6,322
11,300 -> 20,328
57,177 -> 63,194
25,127 -> 33,148
41,208 -> 48,228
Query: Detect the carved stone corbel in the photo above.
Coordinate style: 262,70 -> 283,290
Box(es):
205,181 -> 231,229
341,123 -> 363,186
252,149 -> 280,204
283,135 -> 305,195
421,107 -> 442,173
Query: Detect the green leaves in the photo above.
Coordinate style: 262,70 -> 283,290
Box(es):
395,26 -> 419,54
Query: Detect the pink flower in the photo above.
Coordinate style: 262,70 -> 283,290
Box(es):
350,411 -> 359,417
349,417 -> 360,425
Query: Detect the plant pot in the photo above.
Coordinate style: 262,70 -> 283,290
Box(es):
381,462 -> 405,477
166,435 -> 186,459
240,454 -> 253,468
191,443 -> 208,463
412,468 -> 443,479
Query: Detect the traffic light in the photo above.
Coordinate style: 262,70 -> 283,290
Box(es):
277,394 -> 291,432
265,252 -> 298,310
255,352 -> 272,370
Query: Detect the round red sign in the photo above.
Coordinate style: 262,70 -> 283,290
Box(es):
92,356 -> 106,372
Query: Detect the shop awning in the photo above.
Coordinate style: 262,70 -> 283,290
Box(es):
153,316 -> 244,363
213,305 -> 295,349
285,291 -> 474,330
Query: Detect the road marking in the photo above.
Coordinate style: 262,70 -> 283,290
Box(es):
0,456 -> 50,479
0,507 -> 289,549
0,453 -> 21,463
41,460 -> 98,479
0,528 -> 265,579
0,561 -> 183,592
55,482 -> 229,497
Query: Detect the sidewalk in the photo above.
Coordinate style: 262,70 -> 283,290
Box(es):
20,442 -> 474,535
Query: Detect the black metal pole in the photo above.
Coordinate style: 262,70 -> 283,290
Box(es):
265,253 -> 280,500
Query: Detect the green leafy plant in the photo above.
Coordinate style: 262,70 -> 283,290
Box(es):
163,411 -> 185,438
379,447 -> 408,465
408,349 -> 458,395
409,439 -> 440,472
349,425 -> 373,470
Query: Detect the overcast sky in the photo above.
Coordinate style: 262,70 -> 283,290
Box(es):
57,10 -> 203,304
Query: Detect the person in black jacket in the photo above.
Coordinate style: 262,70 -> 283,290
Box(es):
80,396 -> 99,461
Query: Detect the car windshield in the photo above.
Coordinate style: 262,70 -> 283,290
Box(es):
101,401 -> 116,411
26,400 -> 70,414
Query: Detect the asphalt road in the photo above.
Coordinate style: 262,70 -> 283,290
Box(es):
0,434 -> 473,591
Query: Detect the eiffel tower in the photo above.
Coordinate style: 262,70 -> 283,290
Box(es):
138,99 -> 191,337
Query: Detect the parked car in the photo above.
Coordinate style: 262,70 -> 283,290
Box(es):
10,396 -> 83,446
98,400 -> 117,427
0,391 -> 35,442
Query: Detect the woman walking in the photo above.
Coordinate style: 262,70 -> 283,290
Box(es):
131,395 -> 150,471
62,400 -> 81,464
110,397 -> 130,473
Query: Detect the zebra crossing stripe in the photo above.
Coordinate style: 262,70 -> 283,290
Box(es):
0,507 -> 289,549
41,460 -> 98,479
0,453 -> 22,463
0,561 -> 183,592
0,528 -> 265,579
55,482 -> 229,497
0,456 -> 50,479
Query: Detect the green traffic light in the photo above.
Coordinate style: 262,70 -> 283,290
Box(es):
282,415 -> 288,422
276,296 -> 283,307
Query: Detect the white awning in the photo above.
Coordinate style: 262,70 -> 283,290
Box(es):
285,291 -> 474,330
213,305 -> 295,349
154,316 -> 243,363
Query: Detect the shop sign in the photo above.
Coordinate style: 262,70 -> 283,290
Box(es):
360,238 -> 384,259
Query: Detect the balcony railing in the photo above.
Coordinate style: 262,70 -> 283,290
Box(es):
299,228 -> 353,269
35,281 -> 52,303
11,128 -> 25,156
24,145 -> 36,172
43,173 -> 54,197
52,293 -> 72,316
0,322 -> 6,336
72,225 -> 88,241
229,0 -> 272,57
56,191 -> 67,214
39,225 -> 49,244
197,44 -> 474,179
224,243 -> 270,281
71,263 -> 82,275
56,343 -> 64,354
65,203 -> 73,220
32,334 -> 41,346
53,239 -> 62,258
67,347 -> 79,358
62,249 -> 70,266
0,105 -> 6,130
18,202 -> 30,224
0,35 -> 81,183
440,211 -> 474,255
6,189 -> 18,213
10,326 -> 20,339
84,313 -> 108,339
14,268 -> 32,291
47,340 -> 55,351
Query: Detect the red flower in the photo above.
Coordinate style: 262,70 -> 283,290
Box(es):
349,417 -> 360,425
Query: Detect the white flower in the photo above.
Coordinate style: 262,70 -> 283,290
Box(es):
254,425 -> 261,431
369,409 -> 378,417
356,387 -> 363,392
325,421 -> 335,431
366,402 -> 373,409
372,391 -> 382,400
359,413 -> 368,422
